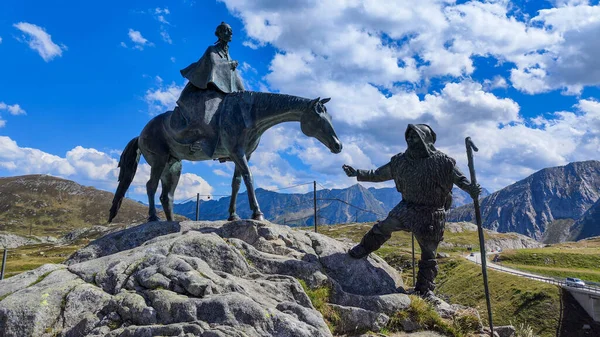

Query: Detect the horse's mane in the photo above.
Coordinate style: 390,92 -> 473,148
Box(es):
229,91 -> 312,110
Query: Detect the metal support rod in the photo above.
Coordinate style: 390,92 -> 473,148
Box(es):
195,193 -> 200,221
313,181 -> 318,233
466,137 -> 494,336
1,248 -> 7,280
411,233 -> 416,287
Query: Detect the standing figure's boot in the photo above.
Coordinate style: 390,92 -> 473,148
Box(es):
348,226 -> 391,259
414,259 -> 438,296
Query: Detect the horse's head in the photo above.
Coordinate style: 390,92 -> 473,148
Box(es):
300,97 -> 342,154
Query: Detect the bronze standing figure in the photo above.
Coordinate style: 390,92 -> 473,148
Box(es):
343,124 -> 480,296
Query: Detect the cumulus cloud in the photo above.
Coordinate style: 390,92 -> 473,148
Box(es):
144,81 -> 185,115
0,136 -> 213,202
207,0 -> 600,193
0,102 -> 26,116
510,4 -> 600,94
0,102 -> 26,127
153,7 -> 173,44
13,22 -> 66,62
128,29 -> 154,50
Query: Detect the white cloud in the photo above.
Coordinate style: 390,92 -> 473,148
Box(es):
170,56 -> 176,63
128,29 -> 154,50
0,102 -> 26,115
144,81 -> 185,115
0,136 -> 214,202
483,76 -> 509,91
0,37 -> 2,44
0,136 -> 76,176
0,102 -> 26,127
120,41 -> 127,48
213,169 -> 230,177
160,30 -> 172,44
152,7 -> 173,44
13,22 -> 66,62
510,4 -> 600,94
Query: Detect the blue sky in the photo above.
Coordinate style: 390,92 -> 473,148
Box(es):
1,0 -> 599,204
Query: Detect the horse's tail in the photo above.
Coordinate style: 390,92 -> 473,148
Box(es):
108,137 -> 141,223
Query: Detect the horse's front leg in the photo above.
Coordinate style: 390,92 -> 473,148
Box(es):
229,151 -> 264,221
228,166 -> 242,221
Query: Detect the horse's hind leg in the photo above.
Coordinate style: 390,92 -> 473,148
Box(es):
160,158 -> 182,222
228,166 -> 242,221
146,155 -> 169,222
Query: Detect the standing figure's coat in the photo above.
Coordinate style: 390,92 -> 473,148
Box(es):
180,43 -> 245,94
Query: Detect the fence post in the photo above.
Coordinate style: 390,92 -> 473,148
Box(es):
1,248 -> 7,280
411,233 -> 416,287
195,193 -> 200,221
313,181 -> 318,233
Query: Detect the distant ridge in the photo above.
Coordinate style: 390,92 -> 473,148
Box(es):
569,198 -> 600,241
0,174 -> 184,237
173,183 -> 490,226
447,161 -> 600,242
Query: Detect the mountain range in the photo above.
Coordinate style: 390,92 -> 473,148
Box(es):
172,184 -> 491,226
447,160 -> 600,242
2,160 -> 599,243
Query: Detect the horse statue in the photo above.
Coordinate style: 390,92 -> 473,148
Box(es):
108,90 -> 342,223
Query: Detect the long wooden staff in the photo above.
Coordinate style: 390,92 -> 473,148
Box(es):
465,137 -> 494,336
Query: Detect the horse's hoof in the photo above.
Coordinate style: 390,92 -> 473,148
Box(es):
252,213 -> 265,221
148,215 -> 160,222
228,214 -> 241,221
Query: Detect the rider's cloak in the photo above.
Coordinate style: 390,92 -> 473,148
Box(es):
180,44 -> 245,93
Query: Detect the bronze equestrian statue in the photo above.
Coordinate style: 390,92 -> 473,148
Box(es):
108,23 -> 342,224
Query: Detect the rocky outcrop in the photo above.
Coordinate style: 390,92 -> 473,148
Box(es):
569,198 -> 600,241
0,220 -> 412,337
440,222 -> 543,251
447,161 -> 600,241
0,232 -> 59,248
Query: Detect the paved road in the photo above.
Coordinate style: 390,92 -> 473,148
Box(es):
464,253 -> 600,293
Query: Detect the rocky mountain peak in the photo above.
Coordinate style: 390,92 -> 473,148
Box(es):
447,160 -> 600,242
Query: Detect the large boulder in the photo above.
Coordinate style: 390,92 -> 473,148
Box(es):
0,220 -> 410,337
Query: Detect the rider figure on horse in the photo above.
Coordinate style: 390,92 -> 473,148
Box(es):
178,21 -> 245,154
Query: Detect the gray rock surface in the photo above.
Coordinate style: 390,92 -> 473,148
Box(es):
569,198 -> 600,241
439,222 -> 542,251
0,232 -> 59,248
447,161 -> 600,241
0,219 -> 410,337
329,304 -> 389,334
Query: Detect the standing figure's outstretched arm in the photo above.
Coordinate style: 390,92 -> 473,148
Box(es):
343,162 -> 393,183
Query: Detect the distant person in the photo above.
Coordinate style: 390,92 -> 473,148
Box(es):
342,124 -> 481,297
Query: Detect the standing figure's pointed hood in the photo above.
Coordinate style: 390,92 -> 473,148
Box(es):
404,123 -> 438,159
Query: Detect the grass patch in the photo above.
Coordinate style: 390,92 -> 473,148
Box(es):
0,292 -> 14,302
298,280 -> 340,333
436,258 -> 560,337
2,243 -> 84,279
498,238 -> 600,283
501,263 -> 600,283
387,295 -> 479,337
28,270 -> 55,287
